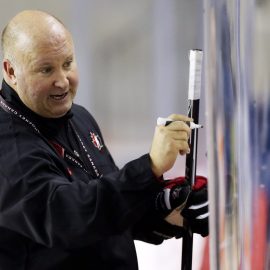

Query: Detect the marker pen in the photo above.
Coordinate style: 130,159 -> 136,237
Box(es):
156,117 -> 203,129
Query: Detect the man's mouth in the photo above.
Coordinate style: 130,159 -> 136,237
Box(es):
50,92 -> 68,100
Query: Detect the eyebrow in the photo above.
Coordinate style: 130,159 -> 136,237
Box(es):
32,54 -> 74,66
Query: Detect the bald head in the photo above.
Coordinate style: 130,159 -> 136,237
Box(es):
1,10 -> 79,118
1,10 -> 70,64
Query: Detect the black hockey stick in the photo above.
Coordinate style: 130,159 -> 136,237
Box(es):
181,49 -> 203,270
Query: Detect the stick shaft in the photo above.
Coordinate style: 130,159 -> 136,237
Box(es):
181,100 -> 200,270
181,50 -> 203,270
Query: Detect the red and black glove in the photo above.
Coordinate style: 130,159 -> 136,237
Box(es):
155,177 -> 191,217
181,175 -> 209,237
136,177 -> 190,243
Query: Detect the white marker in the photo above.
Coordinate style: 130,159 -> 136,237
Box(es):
157,117 -> 203,129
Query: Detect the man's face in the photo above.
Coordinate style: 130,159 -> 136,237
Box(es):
12,29 -> 79,118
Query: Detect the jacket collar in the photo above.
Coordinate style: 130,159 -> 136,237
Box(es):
1,80 -> 73,138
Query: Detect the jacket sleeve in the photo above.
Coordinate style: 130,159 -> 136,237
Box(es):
0,117 -> 160,249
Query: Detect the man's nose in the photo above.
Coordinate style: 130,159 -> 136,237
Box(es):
53,70 -> 69,89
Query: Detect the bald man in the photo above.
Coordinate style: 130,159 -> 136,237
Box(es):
0,10 -> 208,270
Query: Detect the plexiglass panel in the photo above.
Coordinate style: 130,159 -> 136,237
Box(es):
204,0 -> 270,269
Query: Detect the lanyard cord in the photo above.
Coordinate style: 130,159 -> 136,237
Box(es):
0,93 -> 102,178
69,121 -> 101,178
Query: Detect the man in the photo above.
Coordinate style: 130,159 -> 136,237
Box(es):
0,10 -> 208,270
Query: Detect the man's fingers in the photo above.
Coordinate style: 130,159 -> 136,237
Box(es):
150,114 -> 193,176
155,125 -> 190,154
167,114 -> 193,123
157,128 -> 189,141
179,145 -> 190,155
157,122 -> 191,140
173,132 -> 189,141
165,121 -> 191,134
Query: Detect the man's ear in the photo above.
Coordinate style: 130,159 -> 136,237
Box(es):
3,59 -> 17,86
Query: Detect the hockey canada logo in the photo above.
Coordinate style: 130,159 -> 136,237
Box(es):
90,132 -> 104,151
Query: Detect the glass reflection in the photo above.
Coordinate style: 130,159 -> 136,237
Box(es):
204,0 -> 270,269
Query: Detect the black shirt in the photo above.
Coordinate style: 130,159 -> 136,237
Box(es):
0,80 -> 161,270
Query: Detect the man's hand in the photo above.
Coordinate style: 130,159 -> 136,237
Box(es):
155,177 -> 191,217
150,114 -> 193,177
181,176 -> 209,237
155,175 -> 209,237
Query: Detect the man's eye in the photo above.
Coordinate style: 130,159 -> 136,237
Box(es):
63,60 -> 72,68
40,67 -> 52,74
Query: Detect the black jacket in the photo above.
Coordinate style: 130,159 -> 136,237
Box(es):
0,80 -> 162,270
